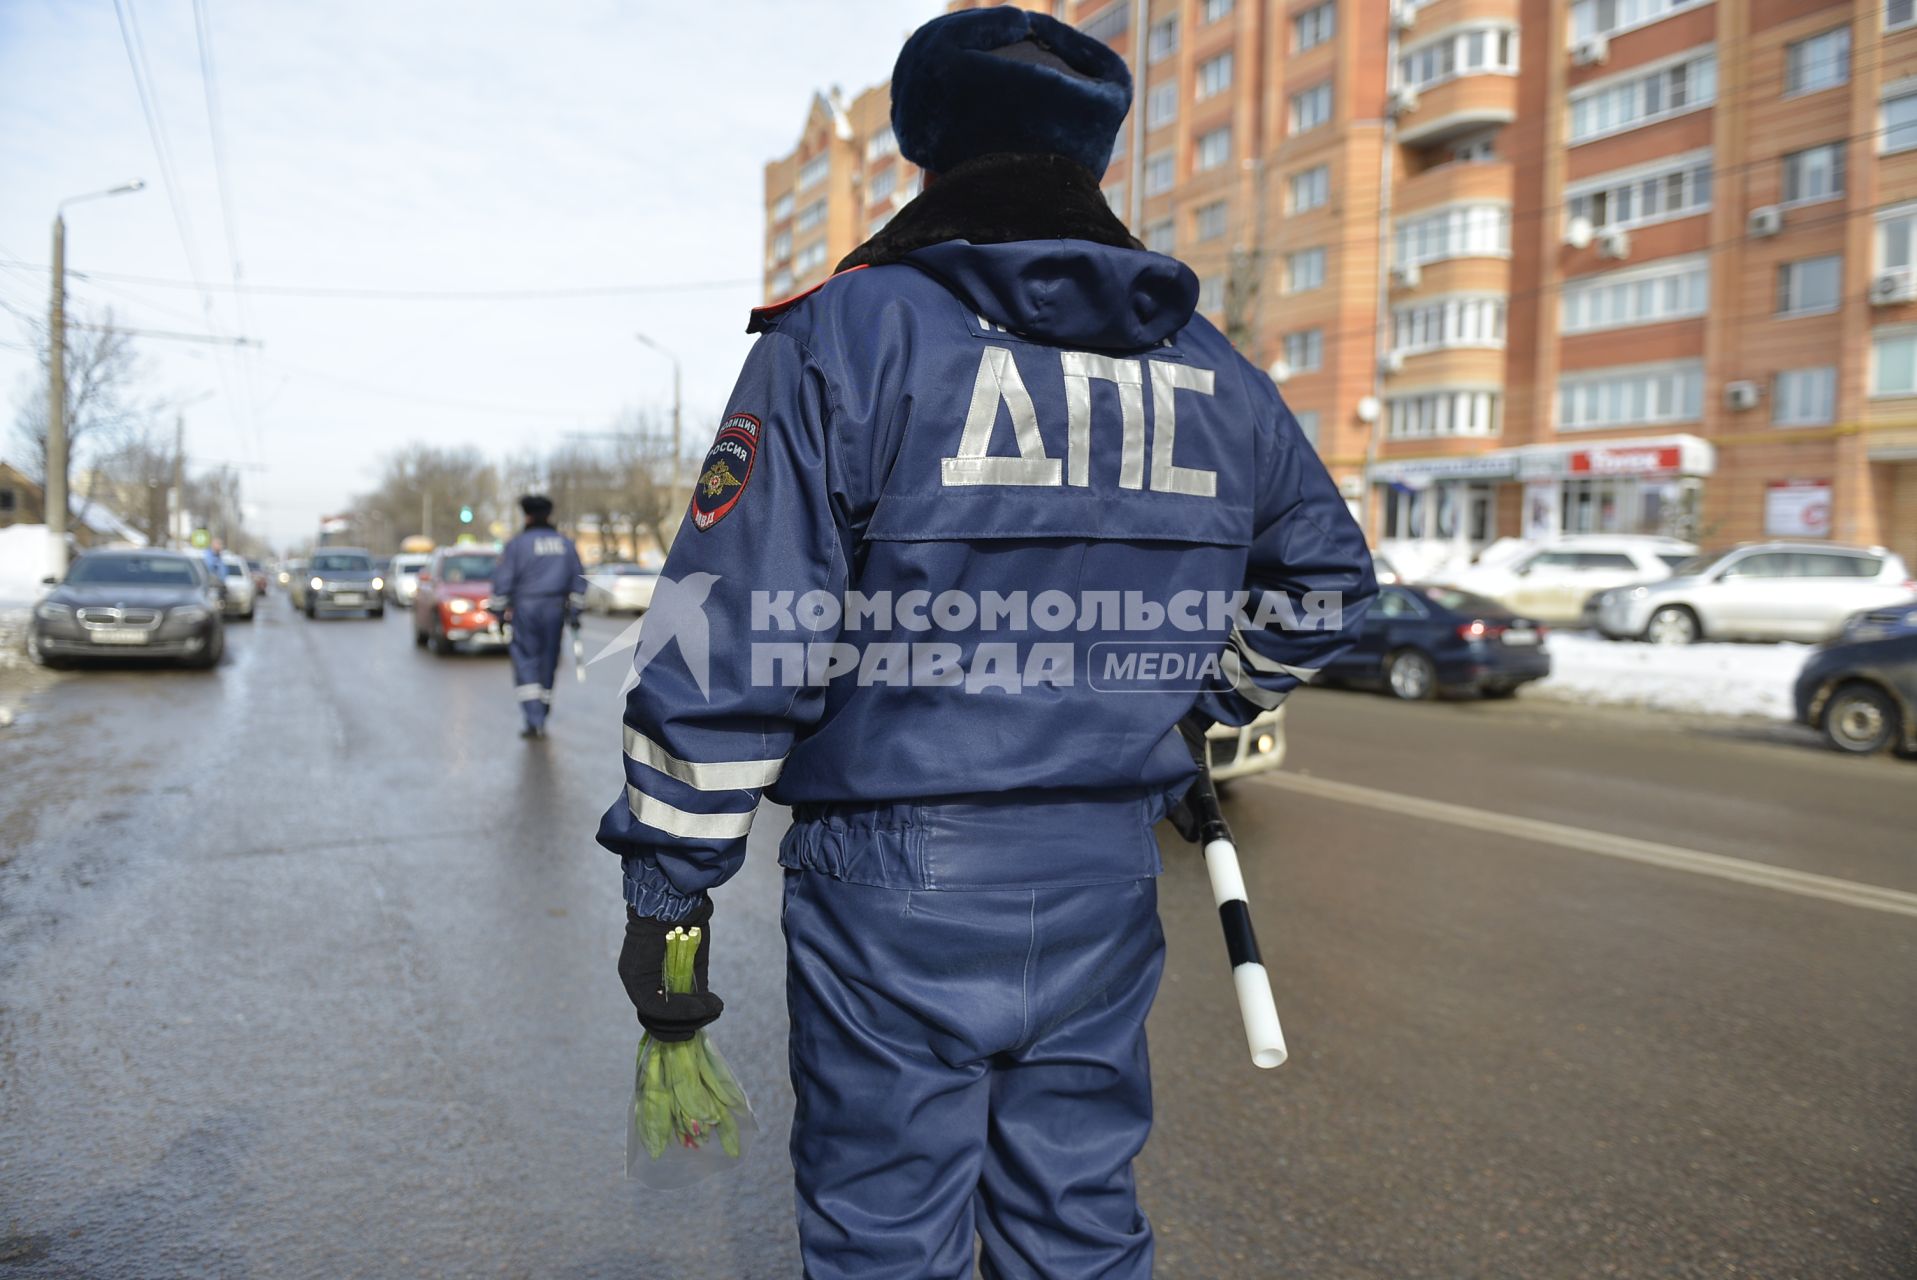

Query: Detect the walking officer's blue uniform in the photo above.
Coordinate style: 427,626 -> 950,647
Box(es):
602,9 -> 1376,1277
491,495 -> 584,738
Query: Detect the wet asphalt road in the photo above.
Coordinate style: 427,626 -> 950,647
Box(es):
1,602 -> 1913,1279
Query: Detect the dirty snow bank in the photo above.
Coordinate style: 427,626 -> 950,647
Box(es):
1530,633 -> 1811,722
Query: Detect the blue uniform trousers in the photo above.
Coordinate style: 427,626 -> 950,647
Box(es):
779,798 -> 1167,1280
507,596 -> 567,729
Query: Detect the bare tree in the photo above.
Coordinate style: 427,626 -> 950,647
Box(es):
91,423 -> 176,546
351,444 -> 499,552
10,308 -> 149,526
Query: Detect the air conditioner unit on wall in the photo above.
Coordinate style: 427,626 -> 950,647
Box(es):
1391,261 -> 1422,289
1748,206 -> 1784,238
1381,351 -> 1405,376
1725,380 -> 1762,411
1388,86 -> 1419,119
1597,228 -> 1631,260
1572,35 -> 1609,68
1391,2 -> 1416,32
1870,268 -> 1917,306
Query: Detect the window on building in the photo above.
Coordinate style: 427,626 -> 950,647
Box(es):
1199,275 -> 1226,313
1392,295 -> 1508,354
868,168 -> 896,202
1197,126 -> 1233,171
1203,0 -> 1234,22
1884,91 -> 1917,154
1148,14 -> 1180,62
794,241 -> 829,274
1288,165 -> 1330,212
795,198 -> 828,233
1773,367 -> 1837,426
1145,218 -> 1176,254
769,269 -> 794,297
1293,410 -> 1321,447
1557,362 -> 1704,430
1398,25 -> 1519,92
1782,143 -> 1846,205
1144,151 -> 1176,194
771,230 -> 792,263
1290,82 -> 1333,133
1284,329 -> 1324,373
1194,200 -> 1228,241
1873,329 -> 1917,396
1571,0 -> 1711,42
1286,247 -> 1327,293
1880,205 -> 1916,271
1081,2 -> 1131,44
1387,390 -> 1499,439
1451,133 -> 1498,164
1293,2 -> 1335,52
1777,255 -> 1842,315
1566,152 -> 1713,233
1105,182 -> 1127,214
1198,51 -> 1234,100
772,193 -> 794,222
0,488 -> 15,514
1395,204 -> 1511,265
865,127 -> 896,160
1568,50 -> 1716,143
1561,256 -> 1709,333
1891,0 -> 1917,31
1148,80 -> 1179,128
798,153 -> 830,191
1785,28 -> 1850,96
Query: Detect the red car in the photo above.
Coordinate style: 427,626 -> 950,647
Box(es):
411,547 -> 509,655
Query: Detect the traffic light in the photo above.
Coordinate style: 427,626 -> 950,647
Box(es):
459,505 -> 473,524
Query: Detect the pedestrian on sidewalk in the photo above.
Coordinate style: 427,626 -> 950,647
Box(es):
599,8 -> 1376,1276
491,494 -> 584,739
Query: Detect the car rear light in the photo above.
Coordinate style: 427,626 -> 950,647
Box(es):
1457,621 -> 1507,641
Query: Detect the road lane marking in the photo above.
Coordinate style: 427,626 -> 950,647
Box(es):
1262,771 -> 1917,920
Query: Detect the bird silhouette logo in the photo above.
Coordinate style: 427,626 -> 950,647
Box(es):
584,571 -> 722,700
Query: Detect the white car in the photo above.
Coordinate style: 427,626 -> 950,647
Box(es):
1593,543 -> 1915,644
386,553 -> 432,605
1205,705 -> 1287,783
218,552 -> 257,620
1437,535 -> 1696,624
584,563 -> 659,614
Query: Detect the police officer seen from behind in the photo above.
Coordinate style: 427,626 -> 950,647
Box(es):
490,494 -> 584,739
601,8 -> 1376,1277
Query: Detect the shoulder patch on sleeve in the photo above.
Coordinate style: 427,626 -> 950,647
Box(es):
690,414 -> 760,531
746,264 -> 869,333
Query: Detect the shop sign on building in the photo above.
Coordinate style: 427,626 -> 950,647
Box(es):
1764,480 -> 1832,538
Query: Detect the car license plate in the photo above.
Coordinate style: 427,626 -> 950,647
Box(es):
1502,628 -> 1540,646
333,593 -> 363,606
90,628 -> 149,645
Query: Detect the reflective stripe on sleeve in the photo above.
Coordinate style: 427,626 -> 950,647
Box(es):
1229,628 -> 1319,683
623,725 -> 786,792
1220,649 -> 1288,710
625,785 -> 757,840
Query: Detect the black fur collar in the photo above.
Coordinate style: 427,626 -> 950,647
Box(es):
836,152 -> 1142,273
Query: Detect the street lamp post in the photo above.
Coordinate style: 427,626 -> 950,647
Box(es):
633,331 -> 683,500
47,179 -> 144,576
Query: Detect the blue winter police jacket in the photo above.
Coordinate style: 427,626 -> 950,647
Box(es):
599,237 -> 1376,919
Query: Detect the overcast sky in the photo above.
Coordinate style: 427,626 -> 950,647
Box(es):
0,0 -> 944,545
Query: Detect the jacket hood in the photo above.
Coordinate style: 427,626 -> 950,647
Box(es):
905,238 -> 1198,350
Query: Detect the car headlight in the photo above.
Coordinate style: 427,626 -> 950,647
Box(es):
447,598 -> 472,614
310,576 -> 324,591
171,606 -> 210,624
1629,586 -> 1649,600
34,602 -> 72,621
371,577 -> 384,591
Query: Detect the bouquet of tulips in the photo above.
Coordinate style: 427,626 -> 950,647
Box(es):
625,924 -> 758,1187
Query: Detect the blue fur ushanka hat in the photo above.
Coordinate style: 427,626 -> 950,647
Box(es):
890,6 -> 1133,178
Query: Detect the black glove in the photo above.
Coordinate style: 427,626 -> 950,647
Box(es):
1167,710 -> 1216,844
619,899 -> 723,1042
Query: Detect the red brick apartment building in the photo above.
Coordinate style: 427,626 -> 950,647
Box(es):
763,0 -> 1917,568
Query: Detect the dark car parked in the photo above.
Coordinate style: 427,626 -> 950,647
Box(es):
27,549 -> 226,669
301,548 -> 385,619
1321,584 -> 1551,701
1793,632 -> 1917,756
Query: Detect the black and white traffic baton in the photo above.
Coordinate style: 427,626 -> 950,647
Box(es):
1180,733 -> 1288,1070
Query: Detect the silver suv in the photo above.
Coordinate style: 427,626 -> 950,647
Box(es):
1593,543 -> 1914,644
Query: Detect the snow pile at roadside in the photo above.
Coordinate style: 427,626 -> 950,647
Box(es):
0,607 -> 31,676
0,525 -> 55,608
1531,633 -> 1811,722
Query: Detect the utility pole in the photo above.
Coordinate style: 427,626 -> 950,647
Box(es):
422,490 -> 432,544
45,181 -> 143,576
172,414 -> 185,548
634,332 -> 683,501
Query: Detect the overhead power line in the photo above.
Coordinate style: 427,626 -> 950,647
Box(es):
0,263 -> 761,302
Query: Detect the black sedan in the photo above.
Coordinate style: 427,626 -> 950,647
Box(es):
28,549 -> 226,669
1320,584 -> 1551,701
1793,632 -> 1917,756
